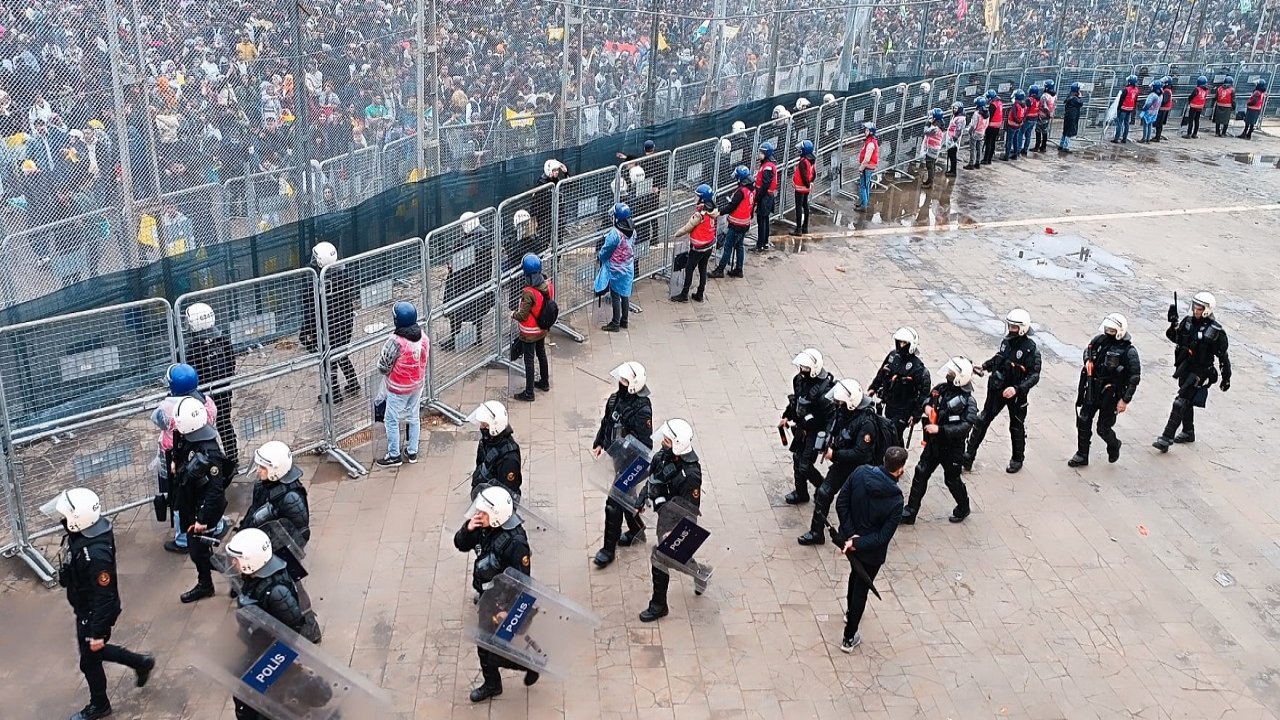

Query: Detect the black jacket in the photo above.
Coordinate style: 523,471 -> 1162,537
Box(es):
980,335 -> 1042,396
920,382 -> 978,449
62,519 -> 122,638
241,467 -> 311,547
1062,94 -> 1084,136
826,406 -> 877,477
648,447 -> 703,536
1167,315 -> 1230,383
593,390 -> 653,450
454,522 -> 532,595
1077,334 -> 1142,406
170,432 -> 229,528
471,429 -> 523,501
784,370 -> 836,451
868,349 -> 931,418
238,560 -> 307,634
185,327 -> 236,389
835,465 -> 904,566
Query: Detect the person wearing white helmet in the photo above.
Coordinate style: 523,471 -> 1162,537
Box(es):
964,308 -> 1042,474
467,401 -> 523,502
794,97 -> 811,112
639,419 -> 710,622
591,361 -> 654,567
442,211 -> 496,353
183,301 -> 239,473
453,485 -> 538,702
779,348 -> 836,505
44,488 -> 155,720
301,241 -> 360,401
772,104 -> 791,120
901,357 -> 978,525
538,159 -> 568,185
238,441 -> 311,548
797,379 -> 888,546
867,327 -> 932,446
1154,291 -> 1231,451
1071,314 -> 1142,467
731,120 -> 747,133
823,93 -> 837,105
152,362 -> 223,554
170,396 -> 231,604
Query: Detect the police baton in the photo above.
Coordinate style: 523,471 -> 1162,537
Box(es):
822,518 -> 882,600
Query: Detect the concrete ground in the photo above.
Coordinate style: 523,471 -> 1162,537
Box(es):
4,122 -> 1280,720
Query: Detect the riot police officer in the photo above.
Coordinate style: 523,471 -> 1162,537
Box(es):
153,363 -> 225,554
902,357 -> 978,525
591,361 -> 654,567
639,419 -> 709,622
1070,314 -> 1142,467
238,441 -> 311,547
184,302 -> 239,473
467,401 -> 523,502
46,488 -> 155,720
1154,292 -> 1230,451
798,379 -> 876,546
224,528 -> 323,719
453,486 -> 538,702
301,242 -> 360,401
779,348 -> 836,505
170,397 -> 230,604
867,327 -> 932,445
964,309 -> 1042,474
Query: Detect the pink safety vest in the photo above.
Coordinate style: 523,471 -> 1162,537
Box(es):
386,335 -> 428,394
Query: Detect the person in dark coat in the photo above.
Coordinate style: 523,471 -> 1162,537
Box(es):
1059,84 -> 1085,153
300,242 -> 360,400
442,213 -> 496,351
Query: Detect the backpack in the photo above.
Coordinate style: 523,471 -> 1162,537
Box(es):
865,408 -> 898,467
533,286 -> 559,330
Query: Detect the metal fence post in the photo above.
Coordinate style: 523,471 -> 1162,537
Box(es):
103,0 -> 140,268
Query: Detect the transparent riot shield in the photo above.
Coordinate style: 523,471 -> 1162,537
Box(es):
651,497 -> 714,583
369,372 -> 389,467
464,568 -> 601,678
260,519 -> 308,581
197,605 -> 388,720
589,435 -> 653,513
669,240 -> 690,297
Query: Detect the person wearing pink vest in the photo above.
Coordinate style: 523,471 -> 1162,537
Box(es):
376,301 -> 429,467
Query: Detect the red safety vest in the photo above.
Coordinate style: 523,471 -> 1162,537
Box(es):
756,160 -> 778,194
1216,87 -> 1235,106
1006,102 -> 1025,128
860,136 -> 880,170
792,157 -> 814,193
727,185 -> 756,228
386,335 -> 427,394
1027,97 -> 1041,119
1189,87 -> 1207,110
518,281 -> 554,338
990,99 -> 1004,125
1121,85 -> 1139,111
1248,90 -> 1266,110
690,208 -> 717,250
1160,87 -> 1174,110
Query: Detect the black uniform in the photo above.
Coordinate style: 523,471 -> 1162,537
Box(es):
470,428 -> 523,503
239,466 -> 311,548
170,427 -> 229,598
300,262 -> 359,400
1158,312 -> 1230,445
643,446 -> 706,616
453,518 -> 535,698
802,404 -> 876,542
233,556 -> 323,719
904,381 -> 978,523
186,326 -> 239,469
965,333 -> 1042,471
61,518 -> 151,714
1074,333 -> 1142,462
867,347 -> 932,445
782,370 -> 836,503
592,387 -> 654,561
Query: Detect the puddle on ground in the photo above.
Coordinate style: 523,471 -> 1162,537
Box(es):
997,232 -> 1134,288
921,290 -> 1081,361
1230,153 -> 1280,167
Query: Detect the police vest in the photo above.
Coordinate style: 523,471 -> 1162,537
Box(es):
386,335 -> 427,394
792,157 -> 814,193
475,434 -> 521,494
1160,88 -> 1174,110
690,208 -> 717,250
728,185 -> 755,227
1027,97 -> 1041,118
1085,338 -> 1132,392
756,160 -> 778,194
1042,94 -> 1057,116
861,137 -> 880,170
1121,86 -> 1139,110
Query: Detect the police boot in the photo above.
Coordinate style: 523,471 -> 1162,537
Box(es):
1006,459 -> 1023,474
180,582 -> 215,604
797,530 -> 823,546
593,547 -> 616,568
1067,453 -> 1089,467
469,672 -> 503,703
639,602 -> 670,622
960,453 -> 974,472
1107,440 -> 1122,463
784,490 -> 810,505
1174,431 -> 1195,444
69,703 -> 112,720
671,291 -> 688,303
1152,435 -> 1173,452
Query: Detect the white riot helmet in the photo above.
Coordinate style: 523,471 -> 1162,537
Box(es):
312,241 -> 337,268
823,93 -> 837,104
941,356 -> 974,386
1099,313 -> 1129,339
173,396 -> 209,434
1005,308 -> 1032,336
471,484 -> 515,528
225,528 -> 273,575
460,210 -> 481,234
656,418 -> 694,455
42,487 -> 102,533
893,326 -> 919,355
792,348 -> 824,376
542,159 -> 566,177
628,165 -> 646,185
731,120 -> 746,133
610,361 -> 647,393
1192,291 -> 1215,317
513,209 -> 532,225
830,378 -> 868,410
253,440 -> 293,481
718,138 -> 732,154
794,97 -> 811,111
772,104 -> 791,120
186,302 -> 215,332
466,400 -> 509,435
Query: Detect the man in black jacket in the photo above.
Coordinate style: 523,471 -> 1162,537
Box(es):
46,488 -> 155,720
169,397 -> 231,604
964,308 -> 1042,474
183,302 -> 239,473
779,348 -> 836,505
903,357 -> 979,525
1154,291 -> 1231,452
1071,313 -> 1142,467
834,446 -> 906,652
867,327 -> 932,446
238,441 -> 311,548
592,361 -> 654,567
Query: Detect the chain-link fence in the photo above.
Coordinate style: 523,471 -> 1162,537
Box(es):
551,167 -> 618,319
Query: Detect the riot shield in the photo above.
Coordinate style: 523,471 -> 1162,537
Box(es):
369,372 -> 389,467
197,605 -> 389,720
669,240 -> 689,297
260,520 -> 308,581
589,435 -> 653,513
651,497 -> 714,583
464,568 -> 601,678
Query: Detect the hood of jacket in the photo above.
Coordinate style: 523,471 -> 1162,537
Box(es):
394,323 -> 423,342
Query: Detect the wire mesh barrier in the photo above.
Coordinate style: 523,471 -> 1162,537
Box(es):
835,92 -> 876,197
810,98 -> 848,205
550,167 -> 619,319
495,184 -> 562,364
778,106 -> 821,224
619,151 -> 675,283
713,129 -> 756,197
752,117 -> 791,223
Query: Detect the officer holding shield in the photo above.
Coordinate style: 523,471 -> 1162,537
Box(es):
639,419 -> 709,622
467,401 -> 524,502
591,361 -> 654,568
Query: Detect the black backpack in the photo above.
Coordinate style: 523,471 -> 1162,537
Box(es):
534,287 -> 559,330
865,410 -> 898,467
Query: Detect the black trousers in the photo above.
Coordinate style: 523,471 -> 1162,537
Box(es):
844,559 -> 883,640
946,146 -> 958,173
679,248 -> 712,296
755,193 -> 774,249
520,338 -> 548,394
1154,109 -> 1170,138
1162,374 -> 1204,439
1186,108 -> 1202,137
77,621 -> 147,707
650,556 -> 707,607
794,191 -> 811,234
905,444 -> 969,513
478,647 -> 531,684
791,444 -> 824,497
982,126 -> 1000,162
601,497 -> 644,553
967,388 -> 1029,462
1076,400 -> 1120,455
189,531 -> 214,587
211,391 -> 238,466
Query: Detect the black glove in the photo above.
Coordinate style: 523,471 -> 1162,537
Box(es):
1220,378 -> 1230,392
1167,304 -> 1178,323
